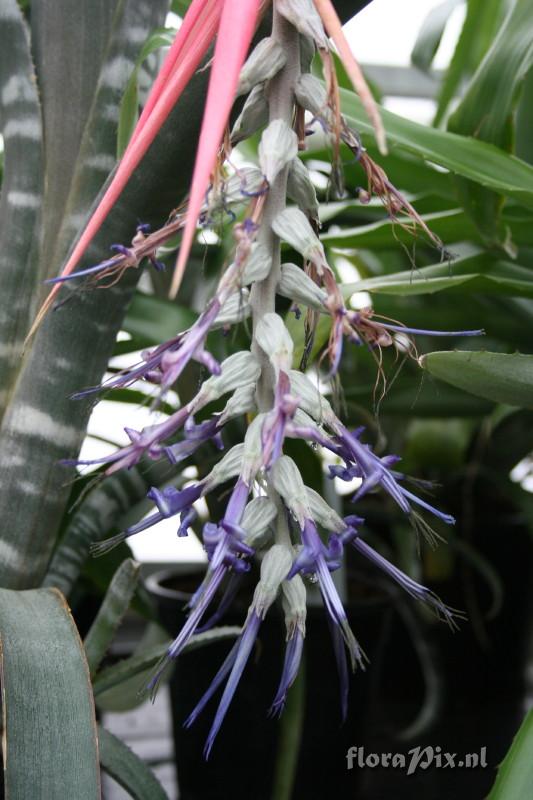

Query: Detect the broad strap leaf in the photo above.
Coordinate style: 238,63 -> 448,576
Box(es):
0,587 -> 100,798
420,350 -> 533,409
0,0 -> 43,415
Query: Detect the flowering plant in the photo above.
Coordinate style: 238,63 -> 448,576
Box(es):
1,0 -> 533,796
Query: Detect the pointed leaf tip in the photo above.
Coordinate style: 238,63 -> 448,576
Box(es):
169,0 -> 263,299
312,0 -> 387,155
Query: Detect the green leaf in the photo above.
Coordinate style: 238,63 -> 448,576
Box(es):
488,709 -> 533,799
434,0 -> 507,126
0,587 -> 100,798
93,626 -> 242,697
117,27 -> 176,158
323,207 -> 533,251
341,254 -> 533,298
322,208 -> 480,250
0,0 -> 43,411
339,85 -> 533,209
411,0 -> 463,72
420,350 -> 533,408
95,623 -> 170,712
123,291 -> 197,346
98,725 -> 169,800
447,0 -> 533,241
449,0 -> 533,149
84,558 -> 140,676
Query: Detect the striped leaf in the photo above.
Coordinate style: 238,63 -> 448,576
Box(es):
0,0 -> 43,412
0,0 -> 211,589
0,587 -> 100,798
84,558 -> 141,676
43,460 -> 169,597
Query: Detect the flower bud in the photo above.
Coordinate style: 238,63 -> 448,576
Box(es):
230,84 -> 268,144
212,289 -> 250,328
305,486 -> 345,532
252,544 -> 293,618
299,34 -> 316,73
242,243 -> 272,285
287,158 -> 319,220
271,455 -> 310,524
204,443 -> 244,489
278,263 -> 327,312
272,207 -> 326,271
237,37 -> 287,96
242,496 -> 277,548
294,73 -> 328,118
255,313 -> 294,374
242,413 -> 268,482
219,383 -> 256,425
208,167 -> 263,211
259,119 -> 298,185
282,574 -> 307,636
198,351 -> 260,406
276,0 -> 328,48
288,370 -> 334,424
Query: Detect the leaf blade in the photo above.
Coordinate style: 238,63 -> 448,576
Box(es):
0,587 -> 100,798
84,558 -> 141,676
98,725 -> 169,800
420,350 -> 533,409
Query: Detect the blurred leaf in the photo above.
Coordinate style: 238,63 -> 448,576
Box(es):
84,558 -> 140,676
448,0 -> 533,242
516,66 -> 533,164
339,85 -> 533,209
403,418 -> 472,471
411,0 -> 463,72
117,27 -> 176,157
324,207 -> 533,250
341,254 -> 533,298
123,291 -> 196,346
488,709 -> 533,799
421,351 -> 533,408
95,622 -> 170,712
322,208 -> 480,249
0,587 -> 99,798
98,726 -> 168,800
0,0 -> 43,409
93,626 -> 242,696
435,0 -> 507,126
